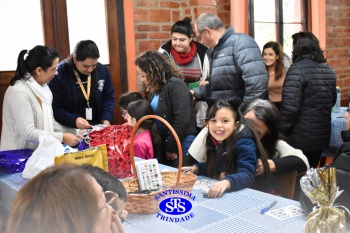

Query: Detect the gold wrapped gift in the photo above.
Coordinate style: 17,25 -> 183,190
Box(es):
305,206 -> 346,232
301,167 -> 347,233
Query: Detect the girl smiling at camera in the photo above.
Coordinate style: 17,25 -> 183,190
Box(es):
182,100 -> 269,198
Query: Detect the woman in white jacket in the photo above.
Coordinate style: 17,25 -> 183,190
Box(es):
0,46 -> 79,150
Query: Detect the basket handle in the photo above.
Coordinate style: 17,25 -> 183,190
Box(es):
129,115 -> 182,186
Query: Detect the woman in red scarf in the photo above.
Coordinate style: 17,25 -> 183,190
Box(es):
159,17 -> 210,129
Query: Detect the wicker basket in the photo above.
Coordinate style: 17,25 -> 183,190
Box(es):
121,115 -> 197,214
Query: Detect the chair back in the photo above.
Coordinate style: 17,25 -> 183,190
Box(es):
272,170 -> 297,199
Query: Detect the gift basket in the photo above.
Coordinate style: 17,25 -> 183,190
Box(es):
300,167 -> 348,233
121,115 -> 197,214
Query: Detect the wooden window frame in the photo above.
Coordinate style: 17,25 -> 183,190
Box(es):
247,0 -> 309,47
0,0 -> 131,129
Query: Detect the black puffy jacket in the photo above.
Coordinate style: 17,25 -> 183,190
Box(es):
280,57 -> 336,151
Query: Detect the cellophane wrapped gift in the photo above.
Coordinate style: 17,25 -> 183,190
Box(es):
0,149 -> 33,173
300,167 -> 347,233
89,124 -> 133,179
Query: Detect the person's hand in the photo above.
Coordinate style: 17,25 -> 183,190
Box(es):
166,152 -> 177,161
77,129 -> 87,138
101,120 -> 111,126
190,90 -> 196,101
120,209 -> 128,221
256,159 -> 276,176
110,211 -> 125,233
75,117 -> 92,129
199,80 -> 209,86
62,133 -> 79,146
207,180 -> 230,198
181,166 -> 197,174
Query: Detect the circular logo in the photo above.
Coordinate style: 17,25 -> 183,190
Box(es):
159,197 -> 192,215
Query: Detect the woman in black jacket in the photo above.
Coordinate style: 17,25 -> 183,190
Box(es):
279,31 -> 337,168
135,51 -> 197,167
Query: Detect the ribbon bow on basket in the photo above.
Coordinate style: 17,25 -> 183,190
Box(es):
121,115 -> 197,214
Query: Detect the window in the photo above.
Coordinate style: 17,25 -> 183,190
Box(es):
0,0 -> 129,129
66,0 -> 109,64
249,0 -> 308,57
0,0 -> 44,71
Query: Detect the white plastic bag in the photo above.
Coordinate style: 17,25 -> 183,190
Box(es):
22,134 -> 65,179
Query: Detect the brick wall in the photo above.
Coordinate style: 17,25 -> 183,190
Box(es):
326,0 -> 350,106
133,1 -> 350,105
133,0 -> 230,55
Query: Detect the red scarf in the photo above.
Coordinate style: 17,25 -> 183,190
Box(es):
211,136 -> 220,146
170,41 -> 197,65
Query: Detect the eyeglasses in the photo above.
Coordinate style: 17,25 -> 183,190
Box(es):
196,29 -> 206,41
98,191 -> 119,212
105,191 -> 119,205
122,110 -> 128,117
137,73 -> 146,79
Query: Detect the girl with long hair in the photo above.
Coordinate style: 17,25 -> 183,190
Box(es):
125,100 -> 162,161
182,100 -> 269,198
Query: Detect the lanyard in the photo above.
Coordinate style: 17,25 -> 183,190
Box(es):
73,69 -> 91,108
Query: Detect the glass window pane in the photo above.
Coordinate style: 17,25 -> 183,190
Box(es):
0,0 -> 44,71
254,23 -> 276,52
66,0 -> 109,64
254,0 -> 275,22
283,0 -> 302,23
283,24 -> 302,57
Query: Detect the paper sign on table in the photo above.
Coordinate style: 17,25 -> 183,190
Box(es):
265,205 -> 306,220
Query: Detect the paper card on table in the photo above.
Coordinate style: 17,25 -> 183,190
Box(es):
193,179 -> 217,189
265,205 -> 306,220
135,159 -> 163,191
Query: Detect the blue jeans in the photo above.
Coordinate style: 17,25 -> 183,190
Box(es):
165,134 -> 196,168
181,134 -> 196,157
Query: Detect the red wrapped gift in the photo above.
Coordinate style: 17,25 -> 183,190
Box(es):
89,124 -> 133,179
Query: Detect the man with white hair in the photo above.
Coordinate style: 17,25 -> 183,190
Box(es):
190,13 -> 268,105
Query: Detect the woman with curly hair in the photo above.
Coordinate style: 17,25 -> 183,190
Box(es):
135,51 -> 197,167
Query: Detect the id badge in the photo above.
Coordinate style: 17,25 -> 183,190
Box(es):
86,108 -> 92,120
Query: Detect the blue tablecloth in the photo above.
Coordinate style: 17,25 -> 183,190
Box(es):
123,182 -> 307,233
0,162 -> 349,232
322,109 -> 347,157
330,110 -> 347,148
